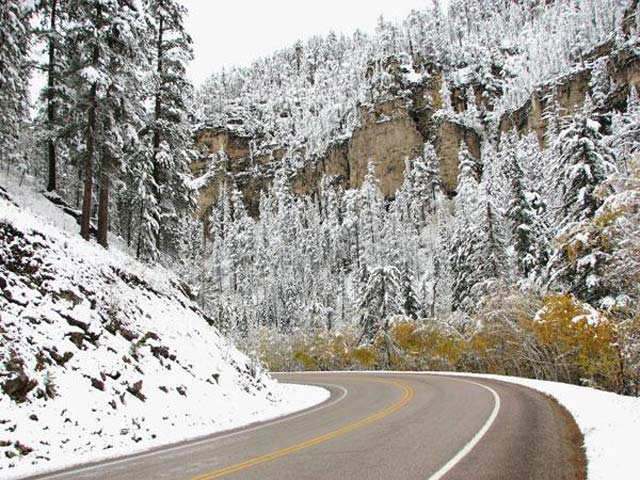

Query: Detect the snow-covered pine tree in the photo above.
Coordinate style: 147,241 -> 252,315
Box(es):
589,58 -> 611,110
359,163 -> 386,266
0,1 -> 32,170
454,143 -> 480,216
357,265 -> 403,344
449,141 -> 510,310
462,86 -> 480,128
449,143 -> 481,310
376,15 -> 398,59
399,262 -> 422,320
226,187 -> 254,294
400,143 -> 443,227
448,217 -> 479,311
34,0 -> 70,192
501,132 -> 551,280
609,86 -> 640,172
542,88 -> 561,148
440,78 -> 453,112
552,113 -> 616,228
65,0 -> 146,245
547,158 -> 640,313
132,147 -> 161,262
141,0 -> 196,255
475,187 -> 510,283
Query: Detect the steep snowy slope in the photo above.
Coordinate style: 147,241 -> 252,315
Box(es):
0,187 -> 327,478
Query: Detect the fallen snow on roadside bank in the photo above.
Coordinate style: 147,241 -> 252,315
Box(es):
0,193 -> 329,480
428,372 -> 640,480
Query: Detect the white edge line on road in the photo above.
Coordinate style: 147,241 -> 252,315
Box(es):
35,382 -> 347,480
426,379 -> 501,480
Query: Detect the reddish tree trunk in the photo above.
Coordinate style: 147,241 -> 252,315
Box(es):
152,14 -> 164,184
80,4 -> 101,241
97,173 -> 109,248
46,0 -> 58,192
80,83 -> 97,240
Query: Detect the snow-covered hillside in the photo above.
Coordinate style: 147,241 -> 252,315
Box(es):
0,182 -> 328,479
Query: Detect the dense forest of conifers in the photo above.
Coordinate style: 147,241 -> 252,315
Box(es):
1,0 -> 639,395
1,0 -> 195,259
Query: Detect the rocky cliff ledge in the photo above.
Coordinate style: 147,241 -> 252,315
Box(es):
193,40 -> 640,219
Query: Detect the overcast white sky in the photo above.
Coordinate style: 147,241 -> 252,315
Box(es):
180,0 -> 432,87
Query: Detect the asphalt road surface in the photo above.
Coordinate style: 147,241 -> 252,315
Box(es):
29,372 -> 585,480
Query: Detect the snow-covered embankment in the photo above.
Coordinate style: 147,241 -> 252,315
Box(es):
0,193 -> 328,479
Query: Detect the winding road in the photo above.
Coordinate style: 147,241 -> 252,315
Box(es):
29,373 -> 585,480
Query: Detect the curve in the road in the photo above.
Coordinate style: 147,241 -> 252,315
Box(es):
426,379 -> 500,480
32,382 -> 349,480
27,372 -> 586,480
192,378 -> 414,480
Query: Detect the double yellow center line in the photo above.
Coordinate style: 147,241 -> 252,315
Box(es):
191,378 -> 415,479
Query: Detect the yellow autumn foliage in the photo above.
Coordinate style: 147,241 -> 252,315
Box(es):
249,292 -> 638,395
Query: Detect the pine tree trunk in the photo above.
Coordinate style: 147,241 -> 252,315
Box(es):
623,0 -> 639,37
136,201 -> 144,259
97,172 -> 109,248
429,292 -> 436,317
152,13 -> 164,249
75,166 -> 81,207
80,5 -> 101,241
47,141 -> 56,192
152,15 -> 164,176
80,82 -> 97,240
46,0 -> 58,192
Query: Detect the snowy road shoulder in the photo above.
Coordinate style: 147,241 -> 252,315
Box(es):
427,372 -> 640,480
2,382 -> 329,480
0,192 -> 329,480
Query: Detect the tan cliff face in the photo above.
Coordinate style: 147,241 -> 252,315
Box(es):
499,69 -> 592,147
500,43 -> 640,146
194,41 -> 640,220
435,119 -> 481,194
194,88 -> 481,219
347,100 -> 424,198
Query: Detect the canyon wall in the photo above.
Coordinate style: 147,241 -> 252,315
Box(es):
194,42 -> 640,219
194,71 -> 481,218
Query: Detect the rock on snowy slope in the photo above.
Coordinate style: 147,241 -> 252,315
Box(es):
0,196 -> 327,479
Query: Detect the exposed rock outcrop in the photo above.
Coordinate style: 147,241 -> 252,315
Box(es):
194,72 -> 482,217
193,41 -> 640,219
435,119 -> 482,194
347,99 -> 424,198
500,41 -> 640,146
499,68 -> 592,146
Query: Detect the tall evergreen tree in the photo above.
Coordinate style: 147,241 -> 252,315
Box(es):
448,217 -> 478,311
0,1 -> 32,170
609,87 -> 640,172
399,263 -> 422,320
35,0 -> 69,192
357,265 -> 403,344
141,0 -> 196,254
501,134 -> 551,280
65,0 -> 146,246
454,143 -> 480,216
552,114 -> 616,228
449,144 -> 480,310
398,143 -> 444,228
359,163 -> 386,265
131,144 -> 161,261
548,162 -> 640,312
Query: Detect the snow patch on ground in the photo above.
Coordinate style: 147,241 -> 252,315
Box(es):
428,372 -> 640,480
0,186 -> 328,479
